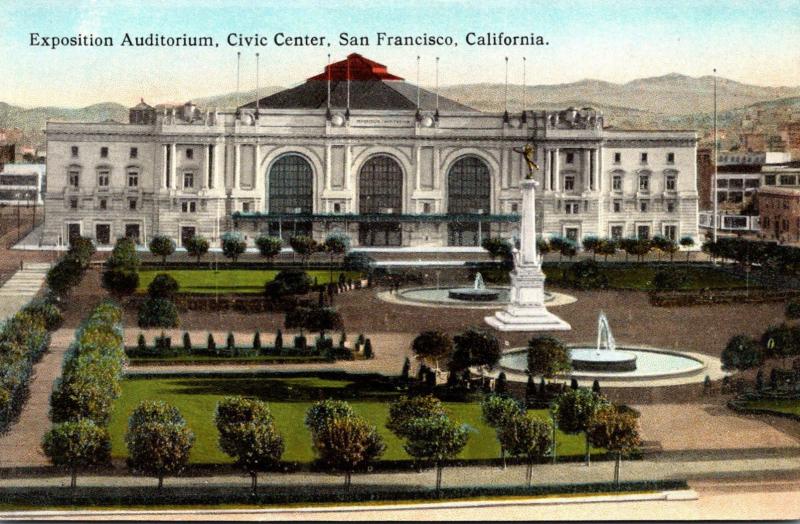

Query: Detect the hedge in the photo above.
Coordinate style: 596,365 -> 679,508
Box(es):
0,305 -> 53,433
49,302 -> 127,425
0,479 -> 688,508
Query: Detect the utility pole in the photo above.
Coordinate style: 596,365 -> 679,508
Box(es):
712,69 -> 718,247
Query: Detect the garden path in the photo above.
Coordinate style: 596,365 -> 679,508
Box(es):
0,328 -> 73,467
0,263 -> 50,323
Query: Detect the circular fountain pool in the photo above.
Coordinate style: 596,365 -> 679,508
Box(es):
498,346 -> 707,381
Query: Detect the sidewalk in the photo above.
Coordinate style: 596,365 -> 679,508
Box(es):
0,262 -> 50,323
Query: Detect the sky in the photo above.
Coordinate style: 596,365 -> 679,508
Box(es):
2,0 -> 799,107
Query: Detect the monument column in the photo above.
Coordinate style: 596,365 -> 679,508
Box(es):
520,179 -> 539,266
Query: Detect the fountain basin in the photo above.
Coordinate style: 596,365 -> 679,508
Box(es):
570,348 -> 637,372
447,288 -> 501,301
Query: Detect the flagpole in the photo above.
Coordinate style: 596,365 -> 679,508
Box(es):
416,55 -> 421,110
255,53 -> 260,116
713,68 -> 718,246
346,54 -> 351,119
236,51 -> 241,109
522,57 -> 526,111
326,53 -> 331,109
435,57 -> 440,112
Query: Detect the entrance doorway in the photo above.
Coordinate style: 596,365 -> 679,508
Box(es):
180,226 -> 196,247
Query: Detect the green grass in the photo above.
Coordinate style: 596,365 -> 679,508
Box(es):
740,399 -> 800,416
108,375 -> 598,464
137,270 -> 362,294
542,264 -> 751,291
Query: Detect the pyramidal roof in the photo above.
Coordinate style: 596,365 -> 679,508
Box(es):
241,53 -> 476,112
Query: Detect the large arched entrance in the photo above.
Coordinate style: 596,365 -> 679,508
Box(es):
267,154 -> 313,241
447,156 -> 491,246
358,155 -> 403,246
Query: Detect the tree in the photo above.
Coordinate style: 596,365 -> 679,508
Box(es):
311,411 -> 385,489
761,324 -> 800,367
125,400 -> 195,489
102,237 -> 140,296
498,413 -> 552,486
401,415 -> 469,493
582,236 -> 601,260
596,238 -> 617,262
343,252 -> 375,273
289,235 -> 318,265
215,396 -> 284,494
553,388 -> 608,466
680,236 -> 695,262
451,329 -> 501,375
587,404 -> 641,487
67,236 -> 96,269
527,335 -> 571,381
537,238 -> 551,257
305,399 -> 355,436
185,235 -> 210,265
386,395 -> 446,438
401,357 -> 411,381
265,270 -> 313,299
661,238 -> 679,262
323,233 -> 350,272
630,238 -> 652,262
221,232 -> 247,263
481,394 -> 524,468
42,419 -> 111,489
481,237 -> 513,262
46,256 -> 84,297
412,331 -> 453,370
255,235 -> 283,264
285,306 -> 343,337
147,273 -> 180,299
148,235 -> 176,265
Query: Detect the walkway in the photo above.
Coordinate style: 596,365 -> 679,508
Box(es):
0,329 -> 72,467
0,262 -> 50,323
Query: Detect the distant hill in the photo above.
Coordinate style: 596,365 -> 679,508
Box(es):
2,73 -> 798,149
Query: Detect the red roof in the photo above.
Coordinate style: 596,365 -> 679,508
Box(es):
307,53 -> 404,81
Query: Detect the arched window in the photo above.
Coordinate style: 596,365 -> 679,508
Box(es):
359,155 -> 403,214
447,157 -> 491,214
358,155 -> 403,246
268,155 -> 313,214
447,156 -> 491,246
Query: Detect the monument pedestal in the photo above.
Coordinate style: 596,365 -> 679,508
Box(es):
485,263 -> 571,331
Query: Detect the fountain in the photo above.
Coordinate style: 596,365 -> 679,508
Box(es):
569,312 -> 638,372
447,273 -> 501,302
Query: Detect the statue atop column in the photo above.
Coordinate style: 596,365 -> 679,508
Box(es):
513,144 -> 539,180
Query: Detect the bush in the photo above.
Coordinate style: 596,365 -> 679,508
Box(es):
46,256 -> 84,297
268,270 -> 313,297
226,332 -> 236,352
184,235 -> 210,264
651,269 -> 687,291
207,333 -> 216,353
102,238 -> 141,296
147,274 -> 180,299
138,333 -> 147,352
148,235 -> 176,264
289,236 -> 318,264
182,332 -> 192,352
343,252 -> 374,272
22,299 -> 63,330
721,334 -> 763,371
294,335 -> 307,351
274,330 -> 283,351
221,232 -> 247,263
67,236 -> 96,269
364,339 -> 373,359
786,300 -> 800,320
560,260 -> 609,290
137,298 -> 179,328
255,236 -> 283,262
253,331 -> 261,350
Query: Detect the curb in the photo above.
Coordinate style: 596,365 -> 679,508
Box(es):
0,489 -> 698,518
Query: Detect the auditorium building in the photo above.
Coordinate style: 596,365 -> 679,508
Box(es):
41,53 -> 699,249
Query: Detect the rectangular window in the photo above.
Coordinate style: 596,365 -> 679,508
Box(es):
612,175 -> 622,191
71,146 -> 79,158
129,199 -> 137,210
186,148 -> 194,160
336,202 -> 344,213
667,152 -> 675,164
640,200 -> 649,212
611,225 -> 623,240
729,178 -> 744,189
97,170 -> 110,187
183,172 -> 194,189
779,175 -> 797,186
664,225 -> 677,241
613,201 -> 621,213
127,171 -> 139,187
565,201 -> 580,214
640,152 -> 648,163
181,201 -> 197,213
564,175 -> 575,191
637,225 -> 650,239
130,147 -> 138,159
242,202 -> 250,213
745,179 -> 760,189
98,198 -> 107,210
100,146 -> 108,158
666,175 -> 676,191
667,201 -> 675,213
510,203 -> 518,214
125,224 -> 140,243
613,152 -> 621,163
69,197 -> 78,209
68,171 -> 80,188
95,224 -> 110,245
765,175 -> 776,185
717,179 -> 729,188
639,175 -> 649,191
565,152 -> 574,164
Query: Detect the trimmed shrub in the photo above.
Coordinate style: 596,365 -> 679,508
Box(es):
182,332 -> 192,352
207,333 -> 217,353
137,298 -> 179,328
22,299 -> 63,331
137,333 -> 147,352
274,330 -> 283,351
147,274 -> 180,299
364,339 -> 373,359
148,235 -> 176,264
253,331 -> 261,350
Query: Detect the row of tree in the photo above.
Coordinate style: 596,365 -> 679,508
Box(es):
44,302 -> 127,488
701,237 -> 800,273
722,323 -> 800,372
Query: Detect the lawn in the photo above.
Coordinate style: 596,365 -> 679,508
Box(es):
137,270 -> 363,294
108,374 -> 598,464
542,264 -> 752,290
741,399 -> 800,416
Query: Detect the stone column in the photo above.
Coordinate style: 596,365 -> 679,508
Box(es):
594,148 -> 601,192
324,144 -> 332,190
553,148 -> 560,192
344,145 -> 352,191
414,145 -> 421,191
234,144 -> 241,190
585,149 -> 591,191
210,143 -> 218,189
169,143 -> 177,189
254,144 -> 261,188
520,179 -> 539,266
201,145 -> 209,189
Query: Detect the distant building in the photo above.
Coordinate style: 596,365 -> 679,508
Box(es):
758,186 -> 800,242
0,163 -> 46,205
697,147 -> 714,210
779,122 -> 800,160
42,53 -> 700,248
